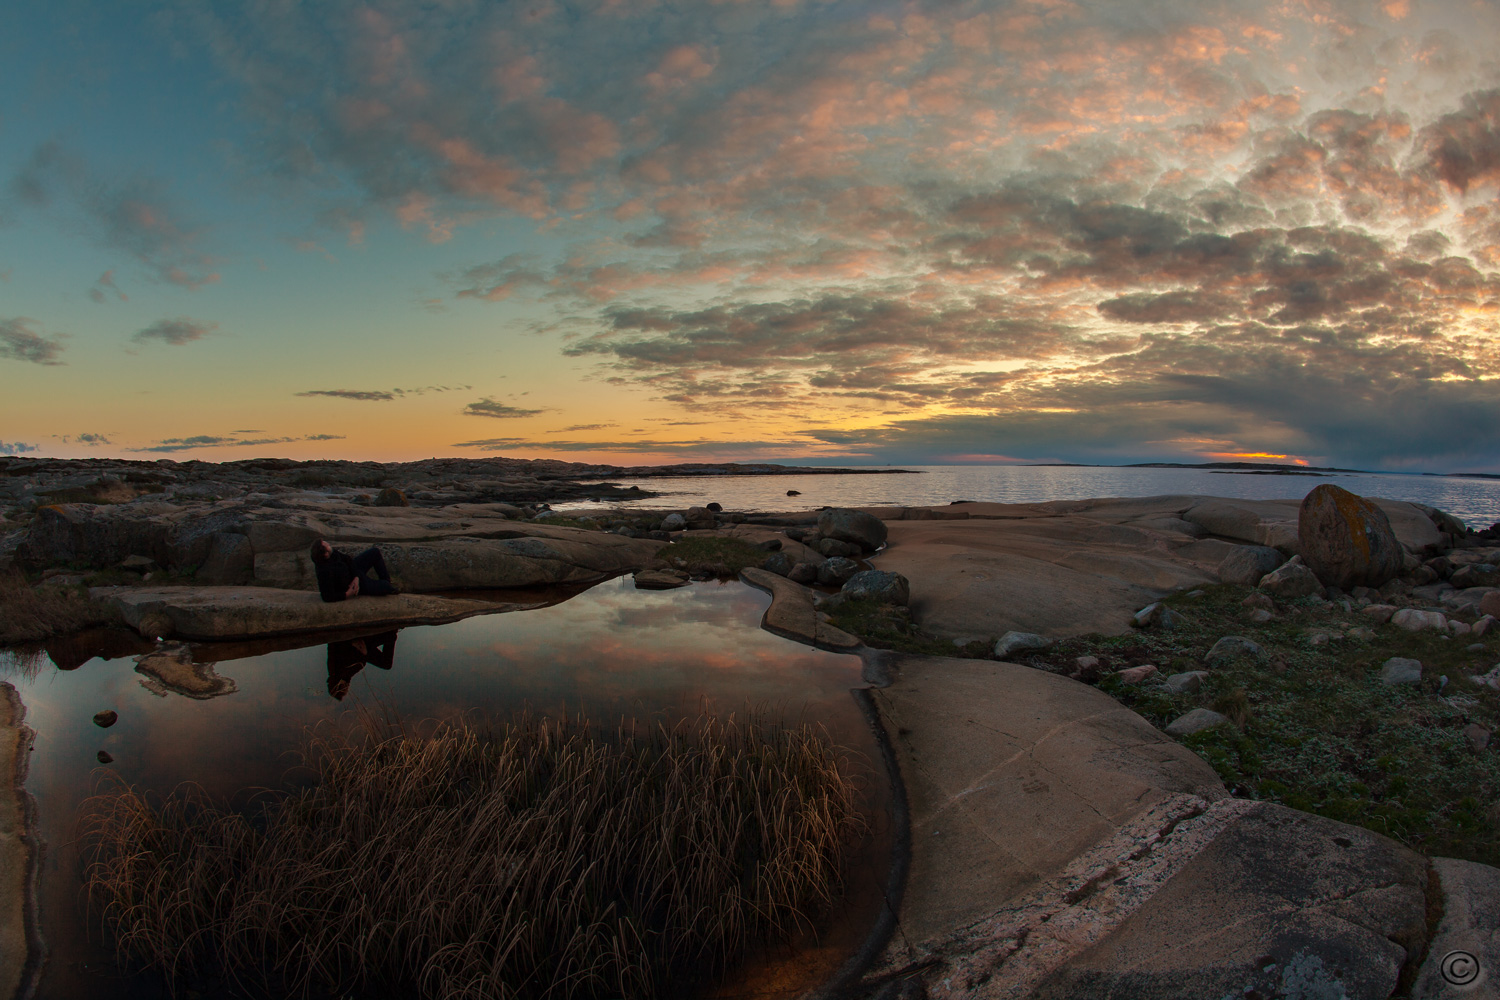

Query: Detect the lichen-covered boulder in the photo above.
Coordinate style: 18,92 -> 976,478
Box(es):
1298,484 -> 1404,589
840,569 -> 910,606
374,487 -> 409,507
815,508 -> 888,553
816,556 -> 859,586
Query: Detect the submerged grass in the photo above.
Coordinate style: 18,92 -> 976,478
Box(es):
83,712 -> 867,1000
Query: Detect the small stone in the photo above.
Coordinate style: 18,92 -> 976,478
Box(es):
1361,604 -> 1398,623
1074,655 -> 1100,671
661,513 -> 687,531
1166,708 -> 1231,736
760,552 -> 795,576
1449,620 -> 1473,636
97,751 -> 114,764
994,631 -> 1055,659
1206,636 -> 1261,662
633,568 -> 691,590
1471,665 -> 1500,690
1244,608 -> 1274,623
116,554 -> 157,573
1116,664 -> 1158,684
1463,723 -> 1491,751
1241,593 -> 1274,610
1185,589 -> 1206,599
1133,603 -> 1186,629
1473,615 -> 1495,636
93,710 -> 118,728
786,490 -> 801,496
1391,608 -> 1448,632
1306,631 -> 1334,646
1347,627 -> 1376,641
1165,670 -> 1211,694
1379,657 -> 1423,685
1467,642 -> 1486,652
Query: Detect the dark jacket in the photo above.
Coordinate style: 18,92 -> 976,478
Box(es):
315,549 -> 358,603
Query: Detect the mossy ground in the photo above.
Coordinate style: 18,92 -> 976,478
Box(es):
830,582 -> 1500,864
654,536 -> 771,575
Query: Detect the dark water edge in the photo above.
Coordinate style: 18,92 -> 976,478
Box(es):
1,578 -> 890,1000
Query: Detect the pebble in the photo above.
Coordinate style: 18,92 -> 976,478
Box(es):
1464,723 -> 1491,752
1241,593 -> 1274,611
93,710 -> 118,728
1165,670 -> 1211,694
1391,608 -> 1448,632
96,751 -> 113,764
1467,643 -> 1486,653
1361,604 -> 1398,623
1245,608 -> 1274,624
1116,664 -> 1158,684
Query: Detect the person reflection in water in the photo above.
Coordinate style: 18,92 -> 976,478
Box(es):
310,540 -> 399,602
326,631 -> 398,701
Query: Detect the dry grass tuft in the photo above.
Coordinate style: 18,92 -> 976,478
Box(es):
0,569 -> 117,645
83,712 -> 866,999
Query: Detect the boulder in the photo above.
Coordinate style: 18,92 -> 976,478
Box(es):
1483,591 -> 1500,619
760,551 -> 796,576
1380,657 -> 1423,685
816,537 -> 863,559
1183,500 -> 1300,552
816,556 -> 859,586
1452,563 -> 1500,589
840,569 -> 910,606
815,508 -> 888,553
684,506 -> 716,529
1463,723 -> 1491,751
1217,545 -> 1285,586
1258,555 -> 1322,599
1391,608 -> 1448,632
1165,707 -> 1230,735
660,512 -> 687,531
787,562 -> 819,585
374,487 -> 409,507
994,631 -> 1055,659
1297,484 -> 1405,590
1207,636 -> 1261,663
1165,671 -> 1211,694
632,568 -> 690,590
1362,603 -> 1398,623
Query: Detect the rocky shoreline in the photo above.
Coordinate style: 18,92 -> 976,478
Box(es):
1,480 -> 1498,999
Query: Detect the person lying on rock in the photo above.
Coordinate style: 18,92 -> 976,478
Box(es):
310,540 -> 399,602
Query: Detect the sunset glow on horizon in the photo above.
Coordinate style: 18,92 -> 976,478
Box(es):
3,0 -> 1499,471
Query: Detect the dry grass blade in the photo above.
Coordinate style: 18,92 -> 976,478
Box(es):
83,711 -> 867,1000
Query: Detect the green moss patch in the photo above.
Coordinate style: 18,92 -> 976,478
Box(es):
656,536 -> 769,574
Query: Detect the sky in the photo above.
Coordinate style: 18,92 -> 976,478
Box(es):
1,0 -> 1498,471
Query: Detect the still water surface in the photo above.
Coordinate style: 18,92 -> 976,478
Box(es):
560,464 -> 1500,528
1,578 -> 884,999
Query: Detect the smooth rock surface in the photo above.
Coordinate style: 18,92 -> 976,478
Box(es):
738,568 -> 861,652
631,568 -> 690,590
1413,857 -> 1500,999
1298,484 -> 1405,590
93,586 -> 520,641
994,630 -> 1055,659
1393,608 -> 1449,632
1380,657 -> 1423,685
1217,544 -> 1286,586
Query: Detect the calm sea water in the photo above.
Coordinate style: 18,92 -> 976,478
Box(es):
562,465 -> 1500,529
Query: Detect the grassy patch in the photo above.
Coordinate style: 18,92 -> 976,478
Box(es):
84,713 -> 865,1000
0,570 -> 119,645
1040,584 -> 1500,864
531,513 -> 608,531
823,597 -> 991,658
656,536 -> 769,575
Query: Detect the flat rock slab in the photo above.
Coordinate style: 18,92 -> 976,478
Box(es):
870,653 -> 1225,950
738,567 -> 861,652
92,586 -> 514,641
869,495 -> 1444,641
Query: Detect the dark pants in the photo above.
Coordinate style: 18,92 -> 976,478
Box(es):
353,548 -> 397,596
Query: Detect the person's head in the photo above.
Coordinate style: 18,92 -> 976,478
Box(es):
309,539 -> 333,563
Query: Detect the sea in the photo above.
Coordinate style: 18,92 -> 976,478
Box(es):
556,465 -> 1500,530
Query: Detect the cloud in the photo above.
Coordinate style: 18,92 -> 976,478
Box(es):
11,142 -> 220,289
134,432 -> 346,453
89,270 -> 127,303
549,423 -> 616,432
55,433 -> 112,446
296,384 -> 471,401
0,318 -> 66,365
463,397 -> 545,418
132,317 -> 218,346
0,441 -> 41,456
